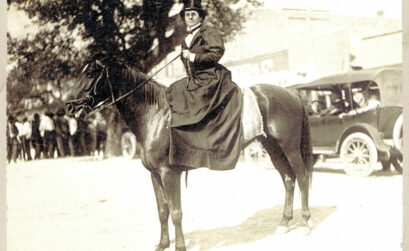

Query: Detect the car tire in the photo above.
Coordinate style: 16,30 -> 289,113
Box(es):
244,140 -> 271,168
340,132 -> 378,177
121,131 -> 137,159
393,114 -> 403,153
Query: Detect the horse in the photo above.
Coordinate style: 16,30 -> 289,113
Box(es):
67,56 -> 313,251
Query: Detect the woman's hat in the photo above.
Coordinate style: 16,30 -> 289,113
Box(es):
180,0 -> 206,18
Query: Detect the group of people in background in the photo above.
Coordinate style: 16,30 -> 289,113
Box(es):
6,109 -> 107,164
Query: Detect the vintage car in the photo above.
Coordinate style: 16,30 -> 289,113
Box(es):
290,67 -> 402,176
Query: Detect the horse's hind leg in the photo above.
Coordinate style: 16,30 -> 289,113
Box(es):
284,149 -> 311,233
151,172 -> 170,251
260,137 -> 296,234
160,166 -> 186,251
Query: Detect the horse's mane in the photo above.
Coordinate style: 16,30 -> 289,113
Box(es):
116,61 -> 168,108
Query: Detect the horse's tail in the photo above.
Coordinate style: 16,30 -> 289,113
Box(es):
300,107 -> 313,188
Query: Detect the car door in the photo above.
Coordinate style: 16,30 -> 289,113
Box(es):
309,114 -> 345,150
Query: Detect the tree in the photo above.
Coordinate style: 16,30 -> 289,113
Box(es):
7,30 -> 83,114
7,0 -> 262,157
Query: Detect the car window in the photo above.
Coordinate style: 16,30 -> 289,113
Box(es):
350,81 -> 381,109
299,87 -> 348,116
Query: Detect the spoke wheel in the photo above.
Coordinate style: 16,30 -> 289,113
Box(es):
340,132 -> 378,177
121,131 -> 137,159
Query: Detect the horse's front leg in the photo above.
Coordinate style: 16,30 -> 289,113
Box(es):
151,172 -> 170,251
160,166 -> 186,251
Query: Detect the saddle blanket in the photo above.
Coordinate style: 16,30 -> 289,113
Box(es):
241,87 -> 266,144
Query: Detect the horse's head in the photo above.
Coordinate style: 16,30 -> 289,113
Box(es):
67,54 -> 164,118
66,55 -> 122,118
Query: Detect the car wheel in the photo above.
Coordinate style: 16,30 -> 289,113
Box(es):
121,131 -> 137,159
390,155 -> 403,174
393,114 -> 403,153
244,140 -> 271,168
340,132 -> 378,177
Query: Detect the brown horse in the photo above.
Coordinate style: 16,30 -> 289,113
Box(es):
67,56 -> 313,251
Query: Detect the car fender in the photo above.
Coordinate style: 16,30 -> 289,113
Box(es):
336,123 -> 390,160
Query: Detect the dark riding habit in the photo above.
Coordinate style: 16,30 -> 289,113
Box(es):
166,26 -> 243,170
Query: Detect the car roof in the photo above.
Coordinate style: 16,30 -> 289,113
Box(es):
291,68 -> 401,90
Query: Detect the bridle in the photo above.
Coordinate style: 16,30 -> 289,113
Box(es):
68,54 -> 181,118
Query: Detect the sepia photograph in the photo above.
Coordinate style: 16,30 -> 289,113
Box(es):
5,0 -> 404,250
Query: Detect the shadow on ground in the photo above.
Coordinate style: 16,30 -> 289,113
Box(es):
182,205 -> 337,251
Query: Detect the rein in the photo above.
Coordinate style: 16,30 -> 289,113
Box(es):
75,54 -> 181,117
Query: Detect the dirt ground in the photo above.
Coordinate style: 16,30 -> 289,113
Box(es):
7,157 -> 403,251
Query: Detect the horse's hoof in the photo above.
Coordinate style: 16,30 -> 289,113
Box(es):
275,225 -> 289,235
298,225 -> 311,236
175,248 -> 186,251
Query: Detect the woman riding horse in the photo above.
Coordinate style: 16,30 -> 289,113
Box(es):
66,1 -> 313,250
166,0 -> 243,170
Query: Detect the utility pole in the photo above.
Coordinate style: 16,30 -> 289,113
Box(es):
283,4 -> 329,80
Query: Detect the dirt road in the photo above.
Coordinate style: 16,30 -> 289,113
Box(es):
7,157 -> 403,251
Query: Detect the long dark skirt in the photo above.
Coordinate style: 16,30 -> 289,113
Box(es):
166,72 -> 243,170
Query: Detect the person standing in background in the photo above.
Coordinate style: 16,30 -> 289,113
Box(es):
66,114 -> 78,156
86,115 -> 97,156
48,113 -> 58,158
7,115 -> 19,163
40,112 -> 56,158
14,118 -> 24,161
95,112 -> 107,157
77,116 -> 88,156
55,109 -> 70,157
31,113 -> 43,159
21,117 -> 32,161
